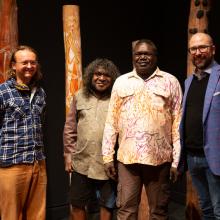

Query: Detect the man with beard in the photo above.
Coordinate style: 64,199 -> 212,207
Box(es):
0,45 -> 47,220
178,33 -> 220,219
63,58 -> 120,220
102,39 -> 182,220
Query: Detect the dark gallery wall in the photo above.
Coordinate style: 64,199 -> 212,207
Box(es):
16,0 -> 220,219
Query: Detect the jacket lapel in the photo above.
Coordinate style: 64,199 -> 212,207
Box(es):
203,64 -> 220,123
182,75 -> 193,113
179,75 -> 193,136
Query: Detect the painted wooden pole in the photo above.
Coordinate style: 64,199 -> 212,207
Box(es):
0,0 -> 18,83
187,0 -> 212,75
186,1 -> 212,219
63,5 -> 82,115
138,187 -> 149,220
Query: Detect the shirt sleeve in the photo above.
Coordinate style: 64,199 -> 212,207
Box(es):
63,95 -> 77,155
170,79 -> 183,168
102,82 -> 121,164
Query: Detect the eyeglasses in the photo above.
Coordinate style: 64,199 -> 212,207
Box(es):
188,45 -> 213,55
15,60 -> 38,66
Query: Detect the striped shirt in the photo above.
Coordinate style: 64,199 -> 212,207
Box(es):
0,78 -> 46,166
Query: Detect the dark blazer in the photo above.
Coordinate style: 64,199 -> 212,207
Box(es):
178,62 -> 220,176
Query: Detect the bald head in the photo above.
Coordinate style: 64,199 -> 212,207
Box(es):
189,32 -> 213,48
188,32 -> 215,71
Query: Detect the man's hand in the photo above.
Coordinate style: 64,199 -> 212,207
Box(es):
104,161 -> 117,181
169,167 -> 179,183
64,153 -> 74,173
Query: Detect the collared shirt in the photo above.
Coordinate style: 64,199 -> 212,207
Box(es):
63,89 -> 110,180
102,68 -> 182,168
0,78 -> 46,167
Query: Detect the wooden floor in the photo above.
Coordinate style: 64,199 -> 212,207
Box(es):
84,201 -> 185,220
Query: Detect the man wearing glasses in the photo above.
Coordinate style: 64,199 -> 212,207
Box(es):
0,45 -> 47,219
178,32 -> 220,219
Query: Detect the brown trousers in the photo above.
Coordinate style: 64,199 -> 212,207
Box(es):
0,160 -> 47,220
117,162 -> 171,220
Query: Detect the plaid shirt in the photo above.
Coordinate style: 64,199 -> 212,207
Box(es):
0,78 -> 46,167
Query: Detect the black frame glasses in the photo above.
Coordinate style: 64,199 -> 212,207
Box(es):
188,45 -> 213,55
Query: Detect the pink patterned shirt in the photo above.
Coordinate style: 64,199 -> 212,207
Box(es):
102,68 -> 182,168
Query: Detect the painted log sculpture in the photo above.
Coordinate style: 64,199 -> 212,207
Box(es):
187,0 -> 212,75
63,5 -> 82,115
0,0 -> 18,83
186,1 -> 212,219
138,187 -> 149,220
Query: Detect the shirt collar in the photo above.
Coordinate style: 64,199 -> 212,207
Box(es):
194,60 -> 216,75
8,78 -> 36,93
8,78 -> 16,88
128,67 -> 162,80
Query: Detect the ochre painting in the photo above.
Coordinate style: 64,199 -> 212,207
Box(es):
63,5 -> 82,115
0,0 -> 18,83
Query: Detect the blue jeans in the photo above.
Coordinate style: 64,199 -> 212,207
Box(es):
187,154 -> 220,220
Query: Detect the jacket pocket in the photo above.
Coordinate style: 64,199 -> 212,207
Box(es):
212,90 -> 220,110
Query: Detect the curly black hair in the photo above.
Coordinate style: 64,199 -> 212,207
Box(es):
83,58 -> 120,98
